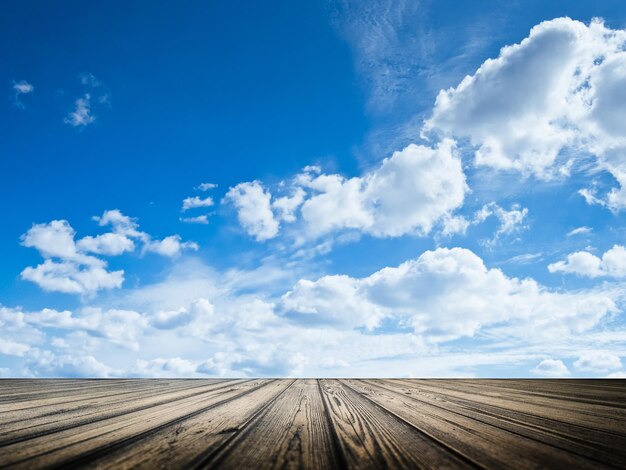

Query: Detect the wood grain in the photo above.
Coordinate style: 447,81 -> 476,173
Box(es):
0,379 -> 624,469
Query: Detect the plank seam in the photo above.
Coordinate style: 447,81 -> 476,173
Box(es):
339,379 -> 485,470
188,379 -> 298,469
9,380 -> 278,469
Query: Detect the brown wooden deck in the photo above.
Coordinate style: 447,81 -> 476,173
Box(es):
0,379 -> 625,469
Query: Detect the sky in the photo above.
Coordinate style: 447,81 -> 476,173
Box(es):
2,0 -> 626,378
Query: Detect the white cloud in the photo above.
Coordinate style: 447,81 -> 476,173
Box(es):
574,351 -> 622,372
197,182 -> 218,191
26,352 -> 115,378
439,202 -> 528,240
182,196 -> 214,211
272,187 -> 305,223
226,140 -> 467,243
77,233 -> 135,256
567,226 -> 593,237
2,244 -> 625,378
93,209 -> 197,256
282,275 -> 386,330
64,93 -> 95,127
297,173 -> 372,236
94,209 -> 146,240
578,188 -> 606,207
28,307 -> 148,350
424,18 -> 626,209
0,306 -> 147,356
224,181 -> 280,241
282,247 -> 617,342
180,215 -> 209,225
0,339 -> 30,356
79,72 -> 103,88
20,212 -> 197,294
493,205 -> 528,237
20,221 -> 124,295
133,357 -> 202,377
143,235 -> 198,257
302,140 -> 467,237
503,253 -> 543,265
607,371 -> 626,378
12,80 -> 33,108
13,80 -> 33,94
21,220 -> 82,261
531,359 -> 570,377
474,202 -> 528,243
62,74 -> 109,126
440,215 -> 470,237
21,259 -> 124,295
549,245 -> 626,278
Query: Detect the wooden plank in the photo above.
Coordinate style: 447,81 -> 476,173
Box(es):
347,379 -> 616,469
0,379 -> 224,418
387,379 -> 626,450
0,379 -> 273,468
201,379 -> 341,469
0,379 -> 244,446
430,379 -> 626,411
318,379 -> 476,469
391,379 -> 626,436
0,379 -> 163,402
87,379 -> 295,469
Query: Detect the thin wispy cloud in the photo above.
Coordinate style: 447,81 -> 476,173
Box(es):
64,73 -> 110,127
12,80 -> 34,108
64,94 -> 95,127
180,215 -> 210,224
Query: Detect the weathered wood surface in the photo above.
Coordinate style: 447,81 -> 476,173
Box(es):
0,379 -> 624,469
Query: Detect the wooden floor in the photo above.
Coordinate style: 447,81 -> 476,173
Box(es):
0,379 -> 625,469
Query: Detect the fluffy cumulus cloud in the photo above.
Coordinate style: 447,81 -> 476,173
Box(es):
198,182 -> 218,191
21,259 -> 124,295
225,140 -> 467,241
77,233 -> 135,256
93,210 -> 197,257
26,352 -> 116,378
224,181 -> 280,241
143,235 -> 198,257
424,18 -> 626,209
282,275 -> 386,330
549,245 -> 626,278
531,359 -> 570,377
0,339 -> 30,356
20,220 -> 124,295
282,247 -> 618,342
20,211 -> 197,294
574,351 -> 622,372
303,139 -> 466,237
182,196 -> 214,211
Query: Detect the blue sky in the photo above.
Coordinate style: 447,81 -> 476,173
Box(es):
3,0 -> 626,378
